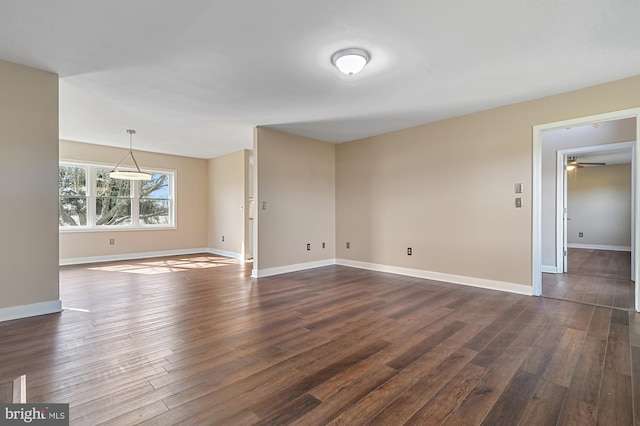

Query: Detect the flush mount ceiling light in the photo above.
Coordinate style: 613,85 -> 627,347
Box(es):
331,48 -> 370,75
109,129 -> 152,180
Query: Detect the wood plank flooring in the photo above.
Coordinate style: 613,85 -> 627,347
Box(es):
568,248 -> 632,280
0,380 -> 12,403
543,248 -> 634,310
0,254 -> 638,425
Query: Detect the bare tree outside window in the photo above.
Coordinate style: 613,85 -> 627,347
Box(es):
140,174 -> 170,225
59,165 -> 87,226
95,167 -> 132,226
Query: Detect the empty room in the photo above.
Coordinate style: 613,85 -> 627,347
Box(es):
1,2 -> 640,425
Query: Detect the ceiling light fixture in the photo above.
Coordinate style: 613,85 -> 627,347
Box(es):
109,129 -> 152,180
332,48 -> 370,75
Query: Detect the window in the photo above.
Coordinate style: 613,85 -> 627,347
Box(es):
59,165 -> 88,227
95,167 -> 132,226
59,162 -> 175,231
140,174 -> 171,225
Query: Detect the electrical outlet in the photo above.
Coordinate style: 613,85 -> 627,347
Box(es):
346,242 -> 350,249
515,198 -> 522,208
579,232 -> 583,237
407,247 -> 412,255
307,243 -> 310,250
109,238 -> 115,245
222,235 -> 225,242
322,242 -> 326,249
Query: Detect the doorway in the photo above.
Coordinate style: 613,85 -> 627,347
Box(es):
532,108 -> 640,311
544,143 -> 634,309
556,143 -> 634,276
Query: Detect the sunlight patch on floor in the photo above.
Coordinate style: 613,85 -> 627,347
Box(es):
87,255 -> 243,274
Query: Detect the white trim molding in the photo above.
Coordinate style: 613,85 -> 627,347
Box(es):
252,259 -> 336,278
541,265 -> 559,274
59,248 -> 211,266
567,243 -> 632,252
206,248 -> 245,260
0,300 -> 62,322
336,259 -> 533,296
251,258 -> 533,296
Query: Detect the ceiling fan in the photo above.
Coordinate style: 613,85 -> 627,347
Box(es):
565,156 -> 606,171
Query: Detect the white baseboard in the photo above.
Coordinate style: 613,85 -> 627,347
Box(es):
252,258 -> 533,296
59,248 -> 211,266
335,259 -> 533,296
567,243 -> 631,252
252,259 -> 336,278
206,248 -> 245,260
0,300 -> 62,322
542,265 -> 559,273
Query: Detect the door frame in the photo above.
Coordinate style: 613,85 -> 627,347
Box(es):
555,142 -> 635,274
532,107 -> 640,311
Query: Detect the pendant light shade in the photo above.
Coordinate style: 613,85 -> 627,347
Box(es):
110,129 -> 152,180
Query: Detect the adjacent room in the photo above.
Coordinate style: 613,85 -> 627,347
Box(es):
541,120 -> 636,310
2,1 -> 640,424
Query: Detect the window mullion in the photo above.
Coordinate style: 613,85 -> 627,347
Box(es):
132,180 -> 140,226
89,166 -> 96,227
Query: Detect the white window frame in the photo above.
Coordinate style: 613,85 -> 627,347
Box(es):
59,160 -> 176,232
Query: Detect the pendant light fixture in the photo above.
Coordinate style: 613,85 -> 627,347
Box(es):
332,48 -> 370,75
109,129 -> 151,180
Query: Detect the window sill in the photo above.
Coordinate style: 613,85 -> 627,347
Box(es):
59,225 -> 177,233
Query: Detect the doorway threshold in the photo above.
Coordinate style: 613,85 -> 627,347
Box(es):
541,295 -> 633,312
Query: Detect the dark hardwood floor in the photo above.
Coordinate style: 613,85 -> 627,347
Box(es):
568,248 -> 632,280
1,254 -> 639,425
543,248 -> 634,310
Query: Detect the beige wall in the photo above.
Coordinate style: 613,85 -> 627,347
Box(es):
336,116 -> 531,285
254,127 -> 335,272
567,164 -> 632,248
336,75 -> 640,287
59,140 -> 209,261
541,119 -> 635,266
208,150 -> 249,257
0,60 -> 59,311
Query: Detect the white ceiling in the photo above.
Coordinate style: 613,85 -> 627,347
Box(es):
543,118 -> 635,165
2,1 -> 640,159
574,149 -> 632,166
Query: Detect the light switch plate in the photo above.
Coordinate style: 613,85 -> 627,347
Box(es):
515,198 -> 522,208
515,183 -> 523,193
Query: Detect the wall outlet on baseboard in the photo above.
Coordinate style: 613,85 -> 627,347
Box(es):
579,232 -> 583,237
222,235 -> 225,242
109,238 -> 115,245
322,242 -> 325,249
346,242 -> 350,249
307,243 -> 310,250
407,247 -> 412,255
